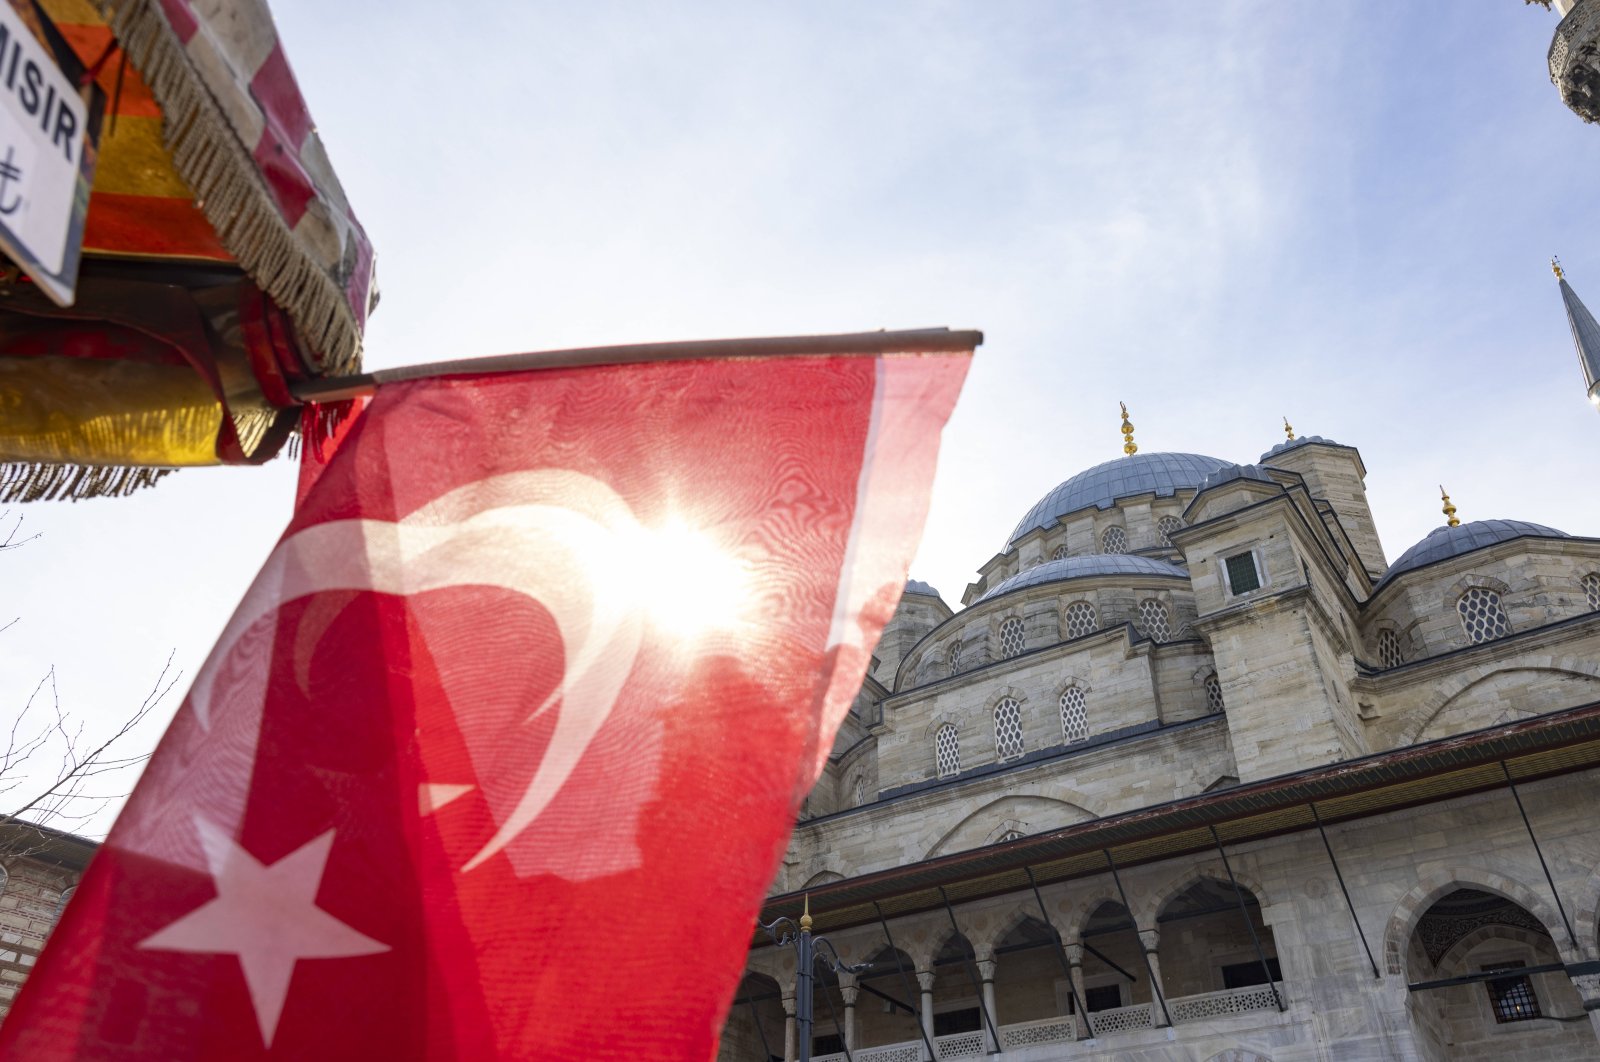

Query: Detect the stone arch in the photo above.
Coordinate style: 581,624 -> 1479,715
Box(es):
802,869 -> 845,890
1395,655 -> 1600,745
1382,867 -> 1579,975
1440,572 -> 1512,611
974,902 -> 1053,959
1568,860 -> 1600,961
988,683 -> 1030,712
1049,674 -> 1094,700
1062,891 -> 1134,943
1436,923 -> 1558,974
1141,861 -> 1275,931
924,795 -> 1093,859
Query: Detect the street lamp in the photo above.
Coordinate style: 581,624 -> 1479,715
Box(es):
759,896 -> 869,1062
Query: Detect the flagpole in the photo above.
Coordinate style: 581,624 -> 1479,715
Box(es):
289,327 -> 983,404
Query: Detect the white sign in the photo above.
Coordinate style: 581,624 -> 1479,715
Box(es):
0,2 -> 99,306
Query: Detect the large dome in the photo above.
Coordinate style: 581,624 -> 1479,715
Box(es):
1377,519 -> 1571,589
1007,452 -> 1233,548
977,554 -> 1189,603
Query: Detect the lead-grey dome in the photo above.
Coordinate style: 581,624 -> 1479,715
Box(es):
904,579 -> 941,597
1377,520 -> 1571,589
1008,453 -> 1233,549
1259,435 -> 1342,463
978,554 -> 1189,604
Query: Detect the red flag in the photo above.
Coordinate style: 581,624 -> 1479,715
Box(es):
2,348 -> 969,1059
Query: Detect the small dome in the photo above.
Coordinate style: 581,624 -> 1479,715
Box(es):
904,578 -> 941,598
1008,453 -> 1234,549
1196,463 -> 1276,492
1378,520 -> 1571,588
978,554 -> 1189,604
1259,435 -> 1343,463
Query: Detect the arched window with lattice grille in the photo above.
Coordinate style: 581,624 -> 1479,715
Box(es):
935,724 -> 960,778
1060,686 -> 1089,743
1138,599 -> 1171,642
1101,526 -> 1127,554
1051,543 -> 1070,561
999,617 -> 1025,658
1204,674 -> 1225,714
994,698 -> 1025,762
947,640 -> 963,675
853,776 -> 866,807
1377,629 -> 1404,669
1584,573 -> 1600,613
1157,515 -> 1184,547
1064,601 -> 1097,640
1457,588 -> 1510,644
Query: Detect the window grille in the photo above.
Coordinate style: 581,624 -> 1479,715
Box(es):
994,698 -> 1025,762
1457,588 -> 1510,644
1051,543 -> 1070,561
1064,601 -> 1097,640
997,829 -> 1025,843
1377,629 -> 1403,669
1483,962 -> 1541,1024
1060,686 -> 1089,743
935,723 -> 961,778
1101,526 -> 1127,554
1584,572 -> 1600,612
1138,599 -> 1171,642
1157,516 -> 1184,546
947,640 -> 963,674
854,777 -> 866,807
1225,551 -> 1261,594
999,617 -> 1026,658
1204,675 -> 1225,713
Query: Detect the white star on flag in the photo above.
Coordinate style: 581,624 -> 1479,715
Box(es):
139,818 -> 389,1048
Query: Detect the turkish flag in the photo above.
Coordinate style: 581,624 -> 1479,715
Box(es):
1,350 -> 969,1059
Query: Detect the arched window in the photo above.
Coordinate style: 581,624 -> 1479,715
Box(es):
999,617 -> 1025,658
994,698 -> 1025,762
1101,526 -> 1127,554
1051,544 -> 1070,561
1064,601 -> 1097,640
1204,674 -> 1225,714
1138,599 -> 1171,642
1584,572 -> 1600,613
1457,588 -> 1510,644
935,724 -> 961,778
1377,629 -> 1404,669
997,829 -> 1026,843
947,640 -> 963,675
853,776 -> 866,807
1157,515 -> 1184,547
1060,686 -> 1089,743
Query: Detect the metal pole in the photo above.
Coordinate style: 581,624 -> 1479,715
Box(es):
1103,848 -> 1173,1027
1308,802 -> 1380,979
872,901 -> 938,1060
1207,825 -> 1284,1011
1500,761 -> 1579,950
1023,866 -> 1090,1028
798,922 -> 815,1062
290,327 -> 986,402
937,886 -> 1002,1054
816,974 -> 855,1062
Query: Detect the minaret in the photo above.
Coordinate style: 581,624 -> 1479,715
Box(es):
1553,258 -> 1600,409
1533,0 -> 1600,124
1119,401 -> 1137,456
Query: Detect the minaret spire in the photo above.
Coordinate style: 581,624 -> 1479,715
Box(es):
1283,417 -> 1295,441
1440,486 -> 1460,528
1119,402 -> 1137,456
1553,258 -> 1600,409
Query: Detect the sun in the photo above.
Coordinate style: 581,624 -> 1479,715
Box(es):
610,518 -> 752,642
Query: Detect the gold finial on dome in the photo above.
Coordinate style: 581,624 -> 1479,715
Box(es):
1553,256 -> 1565,281
1119,402 -> 1137,456
1283,417 -> 1295,441
800,894 -> 814,933
1440,485 -> 1460,528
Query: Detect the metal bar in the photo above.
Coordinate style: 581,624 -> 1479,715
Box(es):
746,996 -> 777,1062
872,901 -> 938,1061
1500,761 -> 1579,949
937,886 -> 1002,1054
1024,866 -> 1090,1027
816,972 -> 855,1062
1207,826 -> 1284,1012
1309,802 -> 1380,979
798,927 -> 815,1062
855,981 -> 916,1016
290,327 -> 985,402
1103,848 -> 1172,1028
1081,942 -> 1140,984
1408,962 -> 1566,992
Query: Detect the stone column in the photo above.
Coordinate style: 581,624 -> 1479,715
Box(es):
1065,942 -> 1089,1038
782,994 -> 797,1062
838,973 -> 859,1052
1139,928 -> 1169,1028
1569,972 -> 1600,1045
976,954 -> 1000,1053
917,968 -> 937,1060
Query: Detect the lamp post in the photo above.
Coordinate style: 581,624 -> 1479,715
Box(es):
759,896 -> 869,1062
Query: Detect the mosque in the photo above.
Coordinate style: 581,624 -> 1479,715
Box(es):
721,272 -> 1600,1062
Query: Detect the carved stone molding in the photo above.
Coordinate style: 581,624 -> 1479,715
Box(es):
1550,0 -> 1600,123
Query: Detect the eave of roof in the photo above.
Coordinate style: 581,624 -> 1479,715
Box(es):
760,699 -> 1600,937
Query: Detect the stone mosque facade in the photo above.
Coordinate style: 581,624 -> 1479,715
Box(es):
722,284 -> 1600,1061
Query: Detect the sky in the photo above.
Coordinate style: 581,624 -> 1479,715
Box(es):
3,0 -> 1599,836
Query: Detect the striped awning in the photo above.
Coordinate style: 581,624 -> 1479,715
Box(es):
767,701 -> 1600,934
